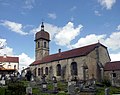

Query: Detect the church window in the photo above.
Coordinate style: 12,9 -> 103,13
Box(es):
45,67 -> 48,75
38,42 -> 40,48
38,68 -> 40,76
56,64 -> 61,76
44,42 -> 47,48
71,62 -> 78,75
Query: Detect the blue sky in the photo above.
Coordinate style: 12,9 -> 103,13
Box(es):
0,0 -> 120,71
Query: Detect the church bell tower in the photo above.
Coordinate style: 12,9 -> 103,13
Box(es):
35,22 -> 50,60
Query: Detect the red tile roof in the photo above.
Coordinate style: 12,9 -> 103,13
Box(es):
31,43 -> 107,66
0,56 -> 19,63
104,61 -> 120,71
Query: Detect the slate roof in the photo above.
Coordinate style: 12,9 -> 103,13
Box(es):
0,56 -> 19,63
104,61 -> 120,71
30,42 -> 107,66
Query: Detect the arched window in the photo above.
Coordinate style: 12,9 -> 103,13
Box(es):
56,64 -> 61,76
38,68 -> 40,76
45,67 -> 48,75
71,62 -> 78,75
38,42 -> 40,48
44,42 -> 46,48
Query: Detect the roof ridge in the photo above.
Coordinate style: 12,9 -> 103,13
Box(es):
31,42 -> 106,65
49,42 -> 103,55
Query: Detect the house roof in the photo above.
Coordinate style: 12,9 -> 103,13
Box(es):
0,56 -> 19,63
104,61 -> 120,71
30,42 -> 107,66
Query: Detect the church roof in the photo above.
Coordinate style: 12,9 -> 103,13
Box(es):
35,22 -> 50,41
30,43 -> 107,66
0,56 -> 19,63
35,31 -> 50,41
104,61 -> 120,71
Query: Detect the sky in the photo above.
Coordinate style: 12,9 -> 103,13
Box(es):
0,0 -> 120,72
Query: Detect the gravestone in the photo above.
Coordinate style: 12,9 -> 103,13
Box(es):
41,74 -> 47,92
52,76 -> 57,91
0,75 -> 6,86
79,82 -> 84,91
105,88 -> 110,95
68,84 -> 75,95
0,79 -> 5,86
26,86 -> 32,95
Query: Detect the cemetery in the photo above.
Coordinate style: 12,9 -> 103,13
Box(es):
0,71 -> 120,95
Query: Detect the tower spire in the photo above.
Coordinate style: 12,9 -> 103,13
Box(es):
41,22 -> 44,31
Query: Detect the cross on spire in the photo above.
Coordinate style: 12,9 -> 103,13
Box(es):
41,22 -> 44,31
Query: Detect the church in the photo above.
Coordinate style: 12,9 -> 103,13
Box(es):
30,22 -> 111,82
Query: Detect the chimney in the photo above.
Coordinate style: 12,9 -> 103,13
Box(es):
58,49 -> 61,53
3,54 -> 7,58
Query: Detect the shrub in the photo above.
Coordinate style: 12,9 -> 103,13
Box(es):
102,79 -> 111,87
7,81 -> 26,95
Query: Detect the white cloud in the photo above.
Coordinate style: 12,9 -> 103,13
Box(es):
110,52 -> 120,61
94,10 -> 102,16
71,34 -> 106,48
55,22 -> 83,46
71,31 -> 120,51
18,53 -> 34,72
48,13 -> 57,19
104,32 -> 120,50
23,0 -> 35,9
98,0 -> 116,10
1,20 -> 28,35
31,22 -> 83,47
0,38 -> 34,72
70,6 -> 77,11
0,46 -> 13,56
116,25 -> 120,31
0,39 -> 6,48
0,38 -> 13,55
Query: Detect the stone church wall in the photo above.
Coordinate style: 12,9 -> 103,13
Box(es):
30,45 -> 110,82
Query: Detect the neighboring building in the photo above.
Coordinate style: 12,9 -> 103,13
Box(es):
0,55 -> 19,77
104,61 -> 120,87
30,22 -> 111,82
